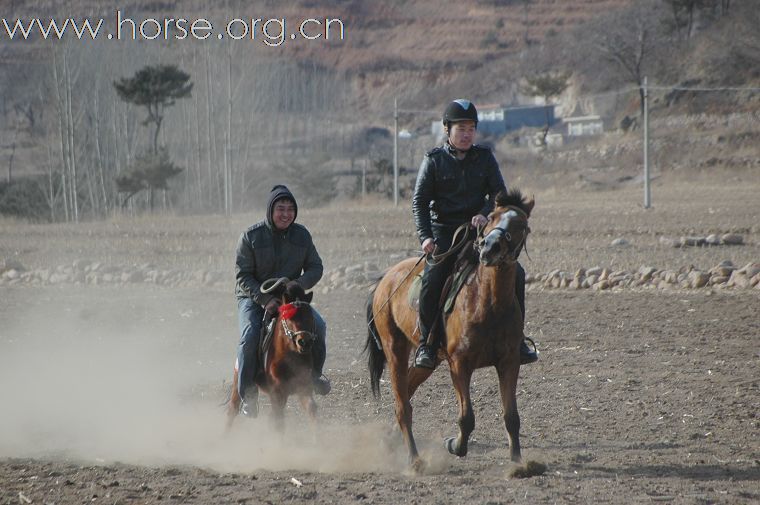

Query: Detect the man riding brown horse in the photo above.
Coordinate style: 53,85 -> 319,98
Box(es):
412,99 -> 538,368
234,185 -> 330,418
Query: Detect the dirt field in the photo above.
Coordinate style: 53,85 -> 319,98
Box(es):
1,181 -> 759,504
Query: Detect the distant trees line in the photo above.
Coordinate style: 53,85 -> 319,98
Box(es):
0,39 -> 358,221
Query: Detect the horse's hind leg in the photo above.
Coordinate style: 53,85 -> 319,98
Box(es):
445,361 -> 475,457
497,360 -> 522,463
407,366 -> 434,399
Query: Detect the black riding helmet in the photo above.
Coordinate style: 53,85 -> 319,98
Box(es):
442,99 -> 479,129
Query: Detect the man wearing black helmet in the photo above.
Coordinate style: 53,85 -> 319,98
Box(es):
412,99 -> 538,369
234,184 -> 331,417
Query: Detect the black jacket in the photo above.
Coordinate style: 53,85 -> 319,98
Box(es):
412,143 -> 506,243
235,186 -> 323,305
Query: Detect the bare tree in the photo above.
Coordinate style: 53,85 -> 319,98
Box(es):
592,2 -> 665,117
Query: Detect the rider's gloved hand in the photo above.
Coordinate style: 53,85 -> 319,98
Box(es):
264,298 -> 281,316
471,214 -> 488,228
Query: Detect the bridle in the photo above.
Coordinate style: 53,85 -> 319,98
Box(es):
279,301 -> 317,348
475,205 -> 531,265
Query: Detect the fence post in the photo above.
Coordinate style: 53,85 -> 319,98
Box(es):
643,76 -> 651,209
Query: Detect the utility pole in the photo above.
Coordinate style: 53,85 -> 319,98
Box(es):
393,97 -> 399,206
643,76 -> 651,209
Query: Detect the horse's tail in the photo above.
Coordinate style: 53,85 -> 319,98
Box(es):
364,283 -> 386,400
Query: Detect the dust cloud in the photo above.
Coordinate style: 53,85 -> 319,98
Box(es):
0,287 -> 430,474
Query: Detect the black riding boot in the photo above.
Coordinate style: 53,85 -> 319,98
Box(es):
311,332 -> 331,395
516,263 -> 538,364
414,321 -> 437,369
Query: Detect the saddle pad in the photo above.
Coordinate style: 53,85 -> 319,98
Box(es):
408,262 -> 478,314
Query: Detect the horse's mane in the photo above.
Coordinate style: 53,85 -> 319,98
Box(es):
284,282 -> 308,302
495,188 -> 530,217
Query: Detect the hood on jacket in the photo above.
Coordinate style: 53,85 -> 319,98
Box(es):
266,184 -> 298,230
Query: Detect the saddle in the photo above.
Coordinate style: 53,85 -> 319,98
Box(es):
408,239 -> 478,343
255,316 -> 277,382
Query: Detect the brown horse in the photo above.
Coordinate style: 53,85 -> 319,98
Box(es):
227,278 -> 318,430
366,188 -> 534,471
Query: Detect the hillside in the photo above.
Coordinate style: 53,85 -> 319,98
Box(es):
0,0 -> 757,219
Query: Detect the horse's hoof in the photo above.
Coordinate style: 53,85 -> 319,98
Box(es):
410,457 -> 427,475
445,437 -> 467,457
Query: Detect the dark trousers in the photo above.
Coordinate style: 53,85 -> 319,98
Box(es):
418,225 -> 526,346
237,297 -> 327,400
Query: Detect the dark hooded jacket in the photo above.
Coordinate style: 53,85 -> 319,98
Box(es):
235,185 -> 323,305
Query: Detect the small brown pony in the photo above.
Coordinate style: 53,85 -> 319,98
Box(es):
366,188 -> 534,471
227,278 -> 318,430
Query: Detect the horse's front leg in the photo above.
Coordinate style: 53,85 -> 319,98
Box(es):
387,339 -> 424,471
225,365 -> 242,432
496,357 -> 522,463
269,390 -> 288,433
297,393 -> 318,442
445,361 -> 475,457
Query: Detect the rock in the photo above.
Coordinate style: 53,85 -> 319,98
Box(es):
569,279 -> 582,289
586,267 -> 603,277
718,260 -> 735,268
2,269 -> 20,280
720,233 -> 743,245
1,258 -> 26,273
663,271 -> 678,284
680,236 -> 706,247
638,266 -> 657,281
345,264 -> 363,275
705,234 -> 721,246
709,275 -> 729,286
659,237 -> 681,248
688,271 -> 710,288
592,280 -> 610,290
751,273 -> 760,288
738,262 -> 760,279
73,259 -> 91,271
610,238 -> 630,247
599,268 -> 610,281
727,270 -> 751,288
574,268 -> 586,279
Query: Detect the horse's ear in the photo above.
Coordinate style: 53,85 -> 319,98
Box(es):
304,291 -> 313,303
525,195 -> 535,216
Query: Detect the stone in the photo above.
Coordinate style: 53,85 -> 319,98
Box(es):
611,238 -> 630,247
1,258 -> 26,273
569,279 -> 582,289
574,268 -> 586,279
73,259 -> 91,271
688,271 -> 710,288
750,273 -> 760,287
681,236 -> 706,247
720,233 -> 743,245
739,263 -> 760,279
593,280 -> 610,290
709,275 -> 729,286
638,266 -> 657,281
705,234 -> 721,246
599,268 -> 610,281
3,269 -> 20,280
586,267 -> 603,277
727,270 -> 751,288
659,237 -> 681,248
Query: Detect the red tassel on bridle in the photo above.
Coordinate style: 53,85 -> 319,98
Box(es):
278,303 -> 297,320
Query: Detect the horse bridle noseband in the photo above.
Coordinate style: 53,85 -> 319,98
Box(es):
280,301 -> 317,345
475,205 -> 530,264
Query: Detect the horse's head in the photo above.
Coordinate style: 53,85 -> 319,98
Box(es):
277,281 -> 316,355
477,189 -> 534,267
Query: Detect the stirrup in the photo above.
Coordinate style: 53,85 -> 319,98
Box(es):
414,345 -> 436,369
520,337 -> 538,365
